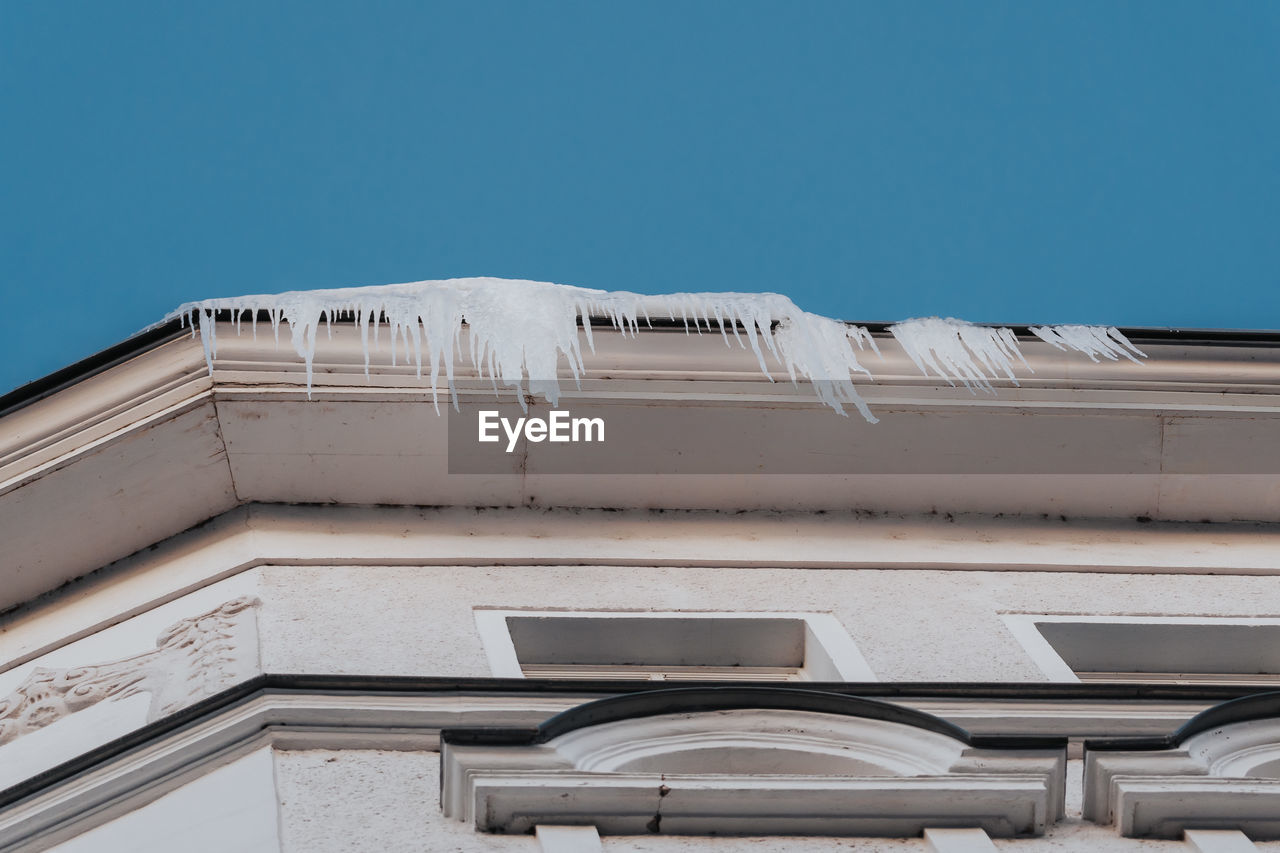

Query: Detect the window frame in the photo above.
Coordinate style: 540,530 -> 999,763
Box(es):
473,609 -> 876,681
1003,613 -> 1280,684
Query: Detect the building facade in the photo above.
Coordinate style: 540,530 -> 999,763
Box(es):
1,302 -> 1279,851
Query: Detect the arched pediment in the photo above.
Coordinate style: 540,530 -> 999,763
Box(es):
550,709 -> 967,776
1084,692 -> 1280,839
1186,718 -> 1280,780
441,687 -> 1066,838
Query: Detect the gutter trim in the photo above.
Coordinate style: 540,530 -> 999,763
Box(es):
1,311 -> 1277,418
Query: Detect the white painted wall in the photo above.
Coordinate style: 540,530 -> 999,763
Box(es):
5,554 -> 1280,801
43,748 -> 279,853
274,749 -> 537,853
255,564 -> 1280,682
274,751 -> 1280,852
4,512 -> 1280,851
8,505 -> 1280,680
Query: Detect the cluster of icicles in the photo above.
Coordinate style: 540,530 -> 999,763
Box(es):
169,277 -> 1145,424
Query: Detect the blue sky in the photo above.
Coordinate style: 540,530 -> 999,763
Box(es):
2,2 -> 1277,394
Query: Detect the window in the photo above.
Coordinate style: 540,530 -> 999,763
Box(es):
1004,614 -> 1280,685
474,610 -> 875,681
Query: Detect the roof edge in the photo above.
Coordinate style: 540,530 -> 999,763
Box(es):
0,319 -> 188,419
2,310 -> 1279,419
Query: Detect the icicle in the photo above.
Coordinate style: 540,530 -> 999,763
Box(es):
163,277 -> 1147,422
773,310 -> 878,422
847,325 -> 880,356
890,318 -> 1148,389
1029,325 -> 1147,364
194,309 -> 217,372
890,317 -> 1033,392
357,307 -> 371,380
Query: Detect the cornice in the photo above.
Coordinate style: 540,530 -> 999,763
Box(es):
0,677 -> 1268,850
0,322 -> 1278,620
5,321 -> 1280,469
3,322 -> 1279,492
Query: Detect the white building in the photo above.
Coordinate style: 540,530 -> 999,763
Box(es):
1,286 -> 1279,852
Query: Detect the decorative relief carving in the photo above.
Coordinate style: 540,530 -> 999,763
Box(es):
0,596 -> 260,746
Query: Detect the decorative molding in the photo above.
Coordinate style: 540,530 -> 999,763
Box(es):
0,597 -> 260,747
0,688 -> 588,851
6,324 -> 1280,625
0,679 -> 1254,851
1085,715 -> 1280,838
442,698 -> 1066,837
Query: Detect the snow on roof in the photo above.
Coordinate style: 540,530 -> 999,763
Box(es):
170,277 -> 1143,423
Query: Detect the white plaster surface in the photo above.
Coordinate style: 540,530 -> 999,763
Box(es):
273,748 -> 537,853
5,559 -> 1278,809
10,505 -> 1280,680
44,747 -> 279,853
257,565 -> 1280,681
269,751 -> 1280,853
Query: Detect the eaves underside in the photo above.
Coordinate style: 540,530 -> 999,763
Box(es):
0,317 -> 1277,619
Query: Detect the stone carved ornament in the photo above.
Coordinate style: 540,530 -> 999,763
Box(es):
0,596 -> 260,746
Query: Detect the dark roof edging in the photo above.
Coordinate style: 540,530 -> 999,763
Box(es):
1085,690 -> 1280,752
438,685 -> 1064,750
0,319 -> 188,420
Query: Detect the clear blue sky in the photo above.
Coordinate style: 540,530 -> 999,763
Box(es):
2,2 -> 1277,394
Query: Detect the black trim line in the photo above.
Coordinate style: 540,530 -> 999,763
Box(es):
0,319 -> 188,419
0,675 -> 268,811
141,308 -> 1280,344
257,675 -> 1275,702
1086,690 -> 1280,752
0,675 -> 1255,812
438,685 -> 1064,750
